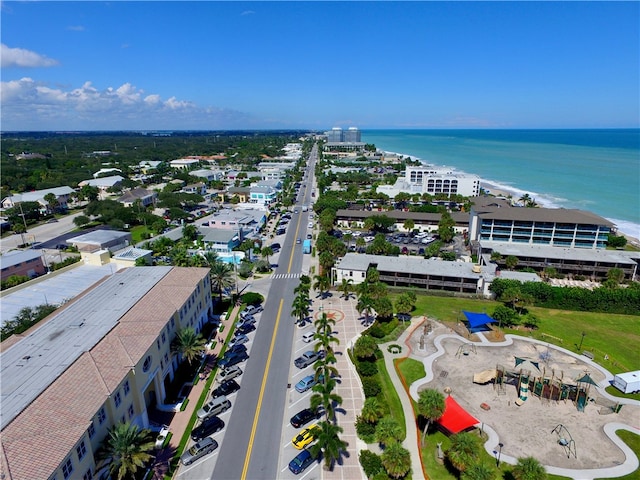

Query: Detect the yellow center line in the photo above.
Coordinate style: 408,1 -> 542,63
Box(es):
240,298 -> 284,480
287,210 -> 303,273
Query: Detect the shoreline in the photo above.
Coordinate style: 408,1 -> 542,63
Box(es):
479,180 -> 640,248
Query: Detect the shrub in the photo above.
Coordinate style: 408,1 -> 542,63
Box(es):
368,324 -> 386,338
362,377 -> 382,397
241,292 -> 264,305
359,449 -> 384,477
357,360 -> 379,377
355,417 -> 377,443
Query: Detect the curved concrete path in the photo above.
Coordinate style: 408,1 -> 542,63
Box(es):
403,327 -> 640,480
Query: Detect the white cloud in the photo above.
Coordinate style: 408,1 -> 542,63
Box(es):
67,25 -> 85,31
0,78 -> 259,130
241,10 -> 255,16
1,44 -> 59,68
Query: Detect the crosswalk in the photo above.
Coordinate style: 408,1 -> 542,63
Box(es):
271,273 -> 302,280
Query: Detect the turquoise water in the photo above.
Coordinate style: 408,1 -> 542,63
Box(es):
361,129 -> 640,238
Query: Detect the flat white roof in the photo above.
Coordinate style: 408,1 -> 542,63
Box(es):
0,266 -> 172,429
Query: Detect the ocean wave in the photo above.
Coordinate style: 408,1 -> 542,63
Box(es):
607,218 -> 640,241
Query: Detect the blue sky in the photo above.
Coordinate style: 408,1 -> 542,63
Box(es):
1,1 -> 638,131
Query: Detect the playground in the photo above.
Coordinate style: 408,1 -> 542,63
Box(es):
407,318 -> 640,474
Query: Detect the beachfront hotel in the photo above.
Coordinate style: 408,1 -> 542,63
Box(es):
377,165 -> 481,198
0,266 -> 213,480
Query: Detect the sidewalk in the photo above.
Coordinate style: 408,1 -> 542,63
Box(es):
151,304 -> 241,479
381,319 -> 427,480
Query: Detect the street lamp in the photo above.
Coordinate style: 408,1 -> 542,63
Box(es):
494,442 -> 503,467
578,331 -> 586,351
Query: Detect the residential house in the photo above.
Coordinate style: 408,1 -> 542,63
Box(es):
1,186 -> 75,214
0,249 -> 46,282
78,176 -> 124,199
207,209 -> 267,233
249,185 -> 278,207
182,183 -> 207,195
117,188 -> 157,208
169,158 -> 200,170
67,230 -> 132,253
189,169 -> 225,182
199,228 -> 242,253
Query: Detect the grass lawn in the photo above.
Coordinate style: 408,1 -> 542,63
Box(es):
408,295 -> 639,374
130,225 -> 153,244
396,357 -> 426,388
376,357 -> 406,440
595,430 -> 640,480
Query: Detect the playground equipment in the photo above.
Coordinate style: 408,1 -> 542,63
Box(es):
473,359 -> 606,413
551,424 -> 577,459
456,343 -> 477,358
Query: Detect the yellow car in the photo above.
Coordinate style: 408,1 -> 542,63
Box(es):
292,424 -> 320,449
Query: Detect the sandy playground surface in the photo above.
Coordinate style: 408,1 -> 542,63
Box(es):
406,320 -> 640,471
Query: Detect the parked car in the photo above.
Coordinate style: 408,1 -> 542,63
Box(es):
288,449 -> 317,475
236,323 -> 256,335
218,351 -> 249,368
226,344 -> 247,356
218,365 -> 242,381
295,374 -> 317,393
240,305 -> 263,319
270,243 -> 281,251
190,416 -> 225,441
181,437 -> 218,465
301,331 -> 316,343
290,407 -> 323,428
236,316 -> 256,328
291,424 -> 320,449
211,379 -> 240,399
229,334 -> 249,348
197,396 -> 231,420
294,350 -> 325,369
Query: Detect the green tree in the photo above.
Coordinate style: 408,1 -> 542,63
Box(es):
318,251 -> 335,276
171,327 -> 206,366
394,293 -> 415,315
338,278 -> 354,299
343,233 -> 354,250
260,246 -> 273,264
73,214 -> 91,227
461,462 -> 496,480
182,224 -> 198,242
96,422 -> 155,480
518,193 -> 532,206
416,388 -> 445,446
374,296 -> 394,320
313,274 -> 332,299
505,255 -> 519,270
381,442 -> 412,479
512,456 -> 548,480
291,293 -> 310,325
403,219 -> 414,233
44,192 -> 58,213
437,211 -> 455,243
309,421 -> 348,471
353,334 -> 379,360
356,293 -> 376,324
375,416 -> 403,447
607,267 -> 625,284
360,397 -> 384,424
447,432 -> 481,473
209,261 -> 235,302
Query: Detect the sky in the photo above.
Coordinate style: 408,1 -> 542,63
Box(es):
1,1 -> 639,131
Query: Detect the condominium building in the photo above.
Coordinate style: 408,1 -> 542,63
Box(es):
378,166 -> 481,198
0,266 -> 213,480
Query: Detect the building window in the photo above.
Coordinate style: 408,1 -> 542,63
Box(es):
114,391 -> 122,408
83,469 -> 93,480
161,332 -> 166,344
142,355 -> 152,372
97,408 -> 106,425
156,339 -> 160,350
128,404 -> 134,419
123,380 -> 130,396
76,440 -> 87,460
88,421 -> 95,438
171,318 -> 175,328
164,353 -> 169,364
62,458 -> 74,479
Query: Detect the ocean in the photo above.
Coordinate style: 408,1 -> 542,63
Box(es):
361,129 -> 640,239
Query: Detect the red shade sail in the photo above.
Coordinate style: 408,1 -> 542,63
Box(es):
436,395 -> 479,434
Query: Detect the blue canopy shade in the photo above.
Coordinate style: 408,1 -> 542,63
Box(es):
462,311 -> 496,328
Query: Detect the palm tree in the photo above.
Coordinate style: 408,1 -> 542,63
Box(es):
310,374 -> 342,422
338,278 -> 354,299
309,421 -> 348,471
360,397 -> 384,424
200,250 -> 220,268
96,422 -> 155,480
355,236 -> 366,251
447,432 -> 481,473
381,442 -> 411,479
318,251 -> 335,276
313,274 -> 331,298
291,294 -> 310,325
353,334 -> 378,360
314,311 -> 337,340
171,327 -> 206,365
356,293 -> 376,324
209,261 -> 235,302
461,462 -> 496,480
416,389 -> 445,446
260,246 -> 273,264
518,193 -> 532,206
375,416 -> 403,447
343,233 -> 353,250
403,219 -> 414,233
512,456 -> 548,480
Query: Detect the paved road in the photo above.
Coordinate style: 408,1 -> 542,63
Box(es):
0,211 -> 84,253
212,145 -> 318,480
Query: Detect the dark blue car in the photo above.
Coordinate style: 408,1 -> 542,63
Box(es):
288,449 -> 316,474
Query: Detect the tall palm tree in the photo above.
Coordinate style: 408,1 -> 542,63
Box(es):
313,274 -> 331,299
171,327 -> 206,366
96,422 -> 155,480
447,432 -> 481,473
260,246 -> 273,264
355,236 -> 366,251
416,389 -> 445,446
461,462 -> 496,480
318,251 -> 335,276
380,442 -> 411,479
200,250 -> 220,268
209,261 -> 235,302
342,233 -> 353,251
375,416 -> 403,447
518,193 -> 532,207
512,456 -> 548,480
291,294 -> 310,325
314,312 -> 337,341
309,421 -> 348,471
310,374 -> 342,422
360,397 -> 384,424
356,293 -> 376,324
338,278 -> 354,299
